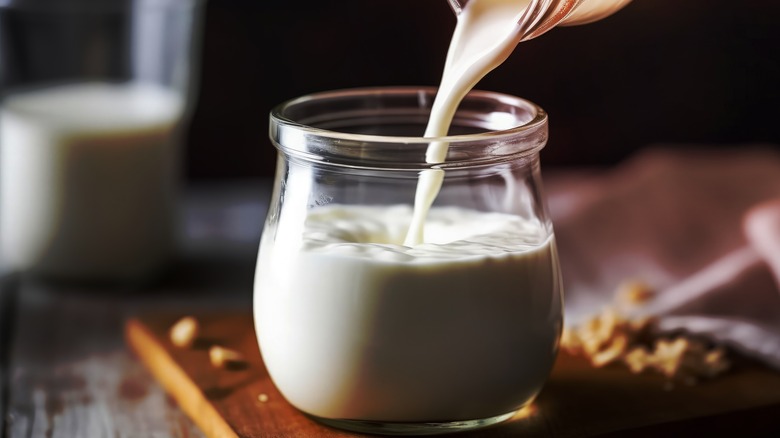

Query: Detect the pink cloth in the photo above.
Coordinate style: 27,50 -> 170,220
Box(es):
547,146 -> 780,368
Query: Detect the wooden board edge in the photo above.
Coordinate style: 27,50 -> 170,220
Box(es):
125,317 -> 240,438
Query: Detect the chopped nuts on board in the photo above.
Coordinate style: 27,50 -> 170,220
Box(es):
167,316 -> 247,369
561,281 -> 730,381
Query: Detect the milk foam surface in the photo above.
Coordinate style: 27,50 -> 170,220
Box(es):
255,205 -> 562,421
0,82 -> 183,278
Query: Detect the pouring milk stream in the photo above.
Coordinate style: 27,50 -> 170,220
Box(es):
405,0 -> 632,245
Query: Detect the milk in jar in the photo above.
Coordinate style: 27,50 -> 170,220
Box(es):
255,0 -> 633,433
254,88 -> 562,433
256,204 -> 561,422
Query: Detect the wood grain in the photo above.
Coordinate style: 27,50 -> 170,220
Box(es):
5,281 -> 209,438
126,312 -> 780,438
126,314 -> 357,437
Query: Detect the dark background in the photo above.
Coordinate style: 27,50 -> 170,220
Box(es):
185,0 -> 780,180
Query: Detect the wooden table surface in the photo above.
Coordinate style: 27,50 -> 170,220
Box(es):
125,312 -> 780,438
1,179 -> 780,438
0,181 -> 269,438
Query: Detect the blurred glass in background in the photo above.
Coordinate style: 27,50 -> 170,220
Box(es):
0,0 -> 205,283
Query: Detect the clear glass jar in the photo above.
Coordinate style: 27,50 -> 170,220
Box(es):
255,87 -> 563,435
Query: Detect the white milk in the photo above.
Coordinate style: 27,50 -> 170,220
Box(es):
0,82 -> 183,280
256,0 -> 629,424
405,0 -> 632,246
406,0 -> 533,246
255,205 -> 562,421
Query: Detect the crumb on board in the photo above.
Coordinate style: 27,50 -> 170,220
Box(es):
561,281 -> 730,382
258,393 -> 269,403
169,316 -> 199,348
209,345 -> 245,368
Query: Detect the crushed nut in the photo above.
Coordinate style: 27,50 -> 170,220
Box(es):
590,334 -> 629,367
209,346 -> 245,368
169,316 -> 199,348
624,346 -> 652,373
701,348 -> 730,377
561,281 -> 730,382
615,279 -> 655,307
561,305 -> 658,367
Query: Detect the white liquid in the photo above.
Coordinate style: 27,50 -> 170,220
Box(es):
405,0 -> 632,245
405,0 -> 533,246
0,82 -> 183,279
256,0 -> 629,424
255,205 -> 562,421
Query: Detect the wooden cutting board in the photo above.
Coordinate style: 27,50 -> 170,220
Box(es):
125,313 -> 780,437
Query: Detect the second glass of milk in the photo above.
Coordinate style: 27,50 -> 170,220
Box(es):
256,87 -> 563,435
0,0 -> 204,282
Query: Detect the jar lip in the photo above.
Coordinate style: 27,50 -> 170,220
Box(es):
270,86 -> 547,146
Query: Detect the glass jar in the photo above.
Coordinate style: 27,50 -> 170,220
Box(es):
254,87 -> 563,435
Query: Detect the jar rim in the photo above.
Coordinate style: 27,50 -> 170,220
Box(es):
271,86 -> 547,144
269,86 -> 549,169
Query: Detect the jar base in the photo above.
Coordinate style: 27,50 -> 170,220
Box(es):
309,410 -> 517,436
